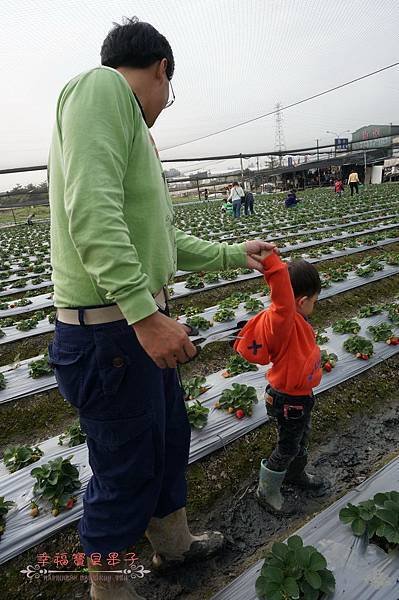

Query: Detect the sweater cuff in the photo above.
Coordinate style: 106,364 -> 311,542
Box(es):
262,252 -> 283,269
117,289 -> 159,325
226,242 -> 248,268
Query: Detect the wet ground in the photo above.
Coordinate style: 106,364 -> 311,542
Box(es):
137,394 -> 399,600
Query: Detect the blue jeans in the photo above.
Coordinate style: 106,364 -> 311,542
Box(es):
48,313 -> 191,555
232,199 -> 241,218
244,198 -> 254,215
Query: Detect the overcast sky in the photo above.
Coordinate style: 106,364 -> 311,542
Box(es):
1,0 -> 398,191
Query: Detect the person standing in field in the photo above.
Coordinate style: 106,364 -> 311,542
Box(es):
47,16 -> 276,600
244,189 -> 255,215
334,178 -> 344,197
348,170 -> 360,196
228,181 -> 245,218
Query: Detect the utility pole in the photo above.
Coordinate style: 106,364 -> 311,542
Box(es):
257,156 -> 259,171
274,102 -> 286,167
196,178 -> 201,201
316,139 -> 321,187
364,150 -> 367,190
240,153 -> 244,183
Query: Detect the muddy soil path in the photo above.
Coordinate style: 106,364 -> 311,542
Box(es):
138,395 -> 399,600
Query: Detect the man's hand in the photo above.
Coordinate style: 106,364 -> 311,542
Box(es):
133,311 -> 197,369
244,240 -> 278,272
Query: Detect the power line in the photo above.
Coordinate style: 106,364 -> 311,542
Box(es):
159,61 -> 399,153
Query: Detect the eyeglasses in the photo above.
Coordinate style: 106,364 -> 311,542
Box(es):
165,79 -> 175,109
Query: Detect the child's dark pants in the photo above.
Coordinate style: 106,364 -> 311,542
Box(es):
265,385 -> 315,474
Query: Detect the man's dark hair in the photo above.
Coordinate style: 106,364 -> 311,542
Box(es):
288,259 -> 321,298
233,181 -> 239,186
101,16 -> 174,79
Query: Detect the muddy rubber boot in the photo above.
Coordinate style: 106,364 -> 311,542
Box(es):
256,459 -> 286,511
145,507 -> 224,571
285,454 -> 327,494
88,554 -> 146,600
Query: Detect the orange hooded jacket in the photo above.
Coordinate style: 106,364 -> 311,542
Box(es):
234,253 -> 322,396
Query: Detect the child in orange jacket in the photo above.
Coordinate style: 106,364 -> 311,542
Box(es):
234,249 -> 326,512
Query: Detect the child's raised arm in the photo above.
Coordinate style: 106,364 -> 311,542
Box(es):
262,252 -> 296,341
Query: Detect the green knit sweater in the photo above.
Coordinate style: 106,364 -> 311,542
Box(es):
48,67 -> 247,324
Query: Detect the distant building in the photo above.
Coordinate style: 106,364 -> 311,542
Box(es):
351,124 -> 399,155
164,168 -> 181,178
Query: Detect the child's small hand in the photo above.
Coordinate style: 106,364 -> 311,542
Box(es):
260,247 -> 277,259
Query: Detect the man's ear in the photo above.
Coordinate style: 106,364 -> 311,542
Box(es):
155,58 -> 168,81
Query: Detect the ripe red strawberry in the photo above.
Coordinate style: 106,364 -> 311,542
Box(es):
235,409 -> 245,419
66,498 -> 74,510
324,362 -> 332,372
361,354 -> 369,360
390,337 -> 399,346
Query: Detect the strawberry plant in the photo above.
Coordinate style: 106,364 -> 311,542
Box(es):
315,329 -> 329,345
358,304 -> 384,318
319,274 -> 331,289
14,298 -> 32,307
222,354 -> 258,377
213,307 -> 235,322
385,252 -> 399,266
339,491 -> 399,552
244,298 -> 264,313
186,400 -> 209,430
29,355 -> 53,378
48,311 -> 56,324
255,535 -> 335,600
0,373 -> 6,390
343,336 -> 374,359
0,496 -> 15,539
355,258 -> 383,277
16,318 -> 39,331
13,279 -> 27,288
239,267 -> 254,275
0,329 -> 4,338
219,291 -> 251,309
321,350 -> 338,372
219,269 -> 238,280
0,318 -> 16,327
0,303 -> 8,311
184,305 -> 202,318
185,275 -> 205,289
333,318 -> 361,335
386,303 -> 399,325
3,445 -> 44,473
367,322 -> 394,343
30,456 -> 81,515
327,267 -> 348,282
203,272 -> 220,284
183,376 -> 210,400
58,421 -> 87,447
31,276 -> 46,285
215,383 -> 258,417
186,315 -> 212,330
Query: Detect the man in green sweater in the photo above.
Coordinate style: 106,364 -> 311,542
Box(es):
48,16 -> 274,599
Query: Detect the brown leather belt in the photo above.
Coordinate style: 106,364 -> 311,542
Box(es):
56,287 -> 168,325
